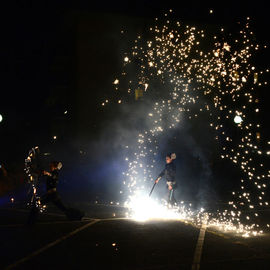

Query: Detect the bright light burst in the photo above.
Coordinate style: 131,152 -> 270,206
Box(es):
107,10 -> 269,237
125,192 -> 193,222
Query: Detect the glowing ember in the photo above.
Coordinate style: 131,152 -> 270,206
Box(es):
110,10 -> 269,237
234,115 -> 243,124
113,79 -> 119,85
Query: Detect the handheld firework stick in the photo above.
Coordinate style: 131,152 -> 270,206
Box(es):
149,182 -> 156,197
149,177 -> 161,197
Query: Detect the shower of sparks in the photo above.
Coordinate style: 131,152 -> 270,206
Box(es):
107,10 -> 269,237
125,192 -> 193,222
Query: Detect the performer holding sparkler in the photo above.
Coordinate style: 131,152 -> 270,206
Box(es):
154,153 -> 177,206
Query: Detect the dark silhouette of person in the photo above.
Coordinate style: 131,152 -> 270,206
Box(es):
27,161 -> 84,224
41,161 -> 67,212
155,153 -> 177,206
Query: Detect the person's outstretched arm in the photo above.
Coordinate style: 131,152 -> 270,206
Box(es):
155,169 -> 165,183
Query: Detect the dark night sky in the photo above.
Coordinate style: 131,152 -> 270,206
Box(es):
1,3 -> 269,139
1,2 -> 270,202
1,3 -> 269,141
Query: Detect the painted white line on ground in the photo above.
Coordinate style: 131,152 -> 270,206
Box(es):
4,219 -> 100,270
191,223 -> 207,270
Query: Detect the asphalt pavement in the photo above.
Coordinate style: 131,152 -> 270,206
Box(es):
1,203 -> 270,270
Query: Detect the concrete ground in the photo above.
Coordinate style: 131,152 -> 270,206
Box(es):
1,203 -> 270,270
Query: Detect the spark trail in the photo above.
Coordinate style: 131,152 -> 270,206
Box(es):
106,10 -> 270,237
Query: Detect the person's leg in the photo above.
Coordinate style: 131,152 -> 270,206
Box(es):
166,181 -> 173,205
51,192 -> 84,220
167,188 -> 172,205
27,195 -> 40,225
27,192 -> 52,225
51,192 -> 67,212
40,193 -> 50,205
167,186 -> 177,206
27,206 -> 39,225
170,189 -> 177,206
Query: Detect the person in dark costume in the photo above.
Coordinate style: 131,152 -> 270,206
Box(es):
155,153 -> 177,206
27,161 -> 84,224
41,161 -> 67,212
